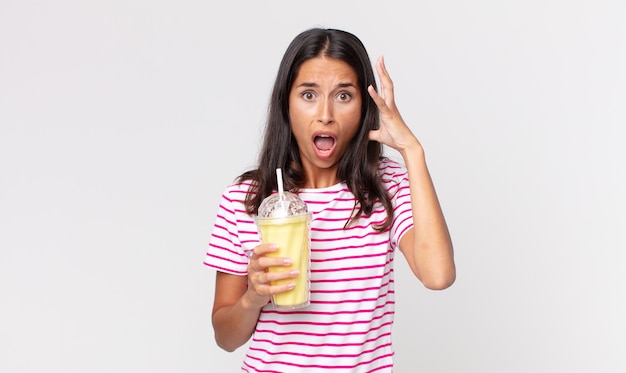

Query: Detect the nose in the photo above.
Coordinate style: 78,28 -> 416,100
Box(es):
317,97 -> 334,125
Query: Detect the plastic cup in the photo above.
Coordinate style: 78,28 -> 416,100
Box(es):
255,190 -> 311,310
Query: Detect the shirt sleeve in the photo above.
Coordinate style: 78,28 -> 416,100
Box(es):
203,186 -> 251,276
383,160 -> 414,250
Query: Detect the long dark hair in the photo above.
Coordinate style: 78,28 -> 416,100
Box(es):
239,28 -> 393,231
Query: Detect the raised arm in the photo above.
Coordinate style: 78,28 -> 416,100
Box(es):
368,56 -> 456,290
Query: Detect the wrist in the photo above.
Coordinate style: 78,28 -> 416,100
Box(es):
399,138 -> 424,160
242,288 -> 270,311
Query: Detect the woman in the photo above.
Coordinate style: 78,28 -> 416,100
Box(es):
204,28 -> 455,372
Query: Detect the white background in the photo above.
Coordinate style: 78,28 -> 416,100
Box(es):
1,0 -> 625,372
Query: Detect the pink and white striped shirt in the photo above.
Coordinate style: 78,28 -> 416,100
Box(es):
204,158 -> 414,372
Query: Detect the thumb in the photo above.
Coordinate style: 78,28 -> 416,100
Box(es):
368,128 -> 381,143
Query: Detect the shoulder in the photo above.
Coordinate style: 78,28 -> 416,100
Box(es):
377,157 -> 410,197
221,179 -> 257,199
215,179 -> 258,212
378,157 -> 408,180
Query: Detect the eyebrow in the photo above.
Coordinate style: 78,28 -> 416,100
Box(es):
295,82 -> 358,89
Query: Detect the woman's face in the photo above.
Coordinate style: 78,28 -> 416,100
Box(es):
288,56 -> 362,188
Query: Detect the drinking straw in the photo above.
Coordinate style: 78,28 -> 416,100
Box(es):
275,168 -> 288,216
276,168 -> 285,199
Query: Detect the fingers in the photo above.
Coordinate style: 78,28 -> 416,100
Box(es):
375,55 -> 395,104
248,243 -> 278,271
254,271 -> 298,292
367,85 -> 386,110
367,84 -> 387,143
247,243 -> 299,296
368,56 -> 396,114
368,56 -> 413,147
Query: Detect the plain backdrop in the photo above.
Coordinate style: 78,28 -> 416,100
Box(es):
1,0 -> 625,372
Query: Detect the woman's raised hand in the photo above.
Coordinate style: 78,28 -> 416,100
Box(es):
367,56 -> 421,154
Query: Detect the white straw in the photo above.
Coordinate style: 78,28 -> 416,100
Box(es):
276,168 -> 285,198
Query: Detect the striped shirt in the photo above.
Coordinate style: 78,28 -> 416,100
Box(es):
204,158 -> 414,372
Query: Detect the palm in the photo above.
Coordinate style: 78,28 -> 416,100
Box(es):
367,56 -> 417,152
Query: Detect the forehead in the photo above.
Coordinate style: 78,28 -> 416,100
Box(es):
294,57 -> 358,85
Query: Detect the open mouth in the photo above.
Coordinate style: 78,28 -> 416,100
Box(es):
313,134 -> 336,154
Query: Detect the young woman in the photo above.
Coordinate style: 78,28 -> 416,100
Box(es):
204,28 -> 455,372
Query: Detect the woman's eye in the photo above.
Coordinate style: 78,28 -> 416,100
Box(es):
302,91 -> 315,100
337,92 -> 352,101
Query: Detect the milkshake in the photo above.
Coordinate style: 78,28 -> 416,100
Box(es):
256,169 -> 311,310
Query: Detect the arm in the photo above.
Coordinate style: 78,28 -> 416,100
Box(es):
368,56 -> 456,290
211,243 -> 298,351
211,272 -> 260,352
396,145 -> 456,290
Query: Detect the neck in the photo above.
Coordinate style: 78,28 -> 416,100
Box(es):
303,167 -> 339,189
